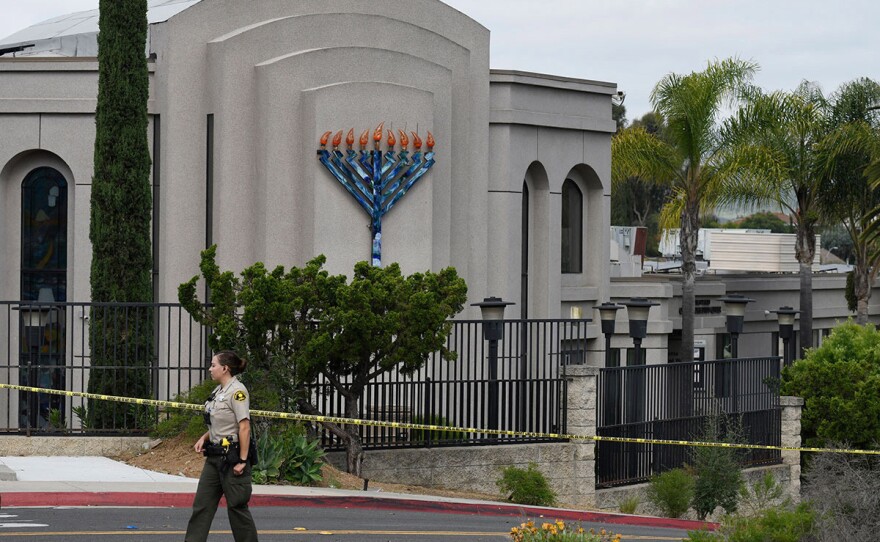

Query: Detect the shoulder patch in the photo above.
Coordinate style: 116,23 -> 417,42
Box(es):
233,390 -> 247,402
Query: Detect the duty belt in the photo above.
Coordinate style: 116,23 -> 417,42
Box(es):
204,442 -> 238,457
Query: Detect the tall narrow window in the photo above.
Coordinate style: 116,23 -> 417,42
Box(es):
20,166 -> 68,429
21,167 -> 68,302
561,179 -> 582,273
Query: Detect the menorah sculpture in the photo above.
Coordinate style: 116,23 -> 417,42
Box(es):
317,123 -> 435,266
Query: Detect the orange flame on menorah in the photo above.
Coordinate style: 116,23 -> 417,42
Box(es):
319,123 -> 434,151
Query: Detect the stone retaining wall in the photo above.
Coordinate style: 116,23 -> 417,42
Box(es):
0,436 -> 150,457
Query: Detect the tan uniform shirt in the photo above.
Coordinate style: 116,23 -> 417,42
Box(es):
205,376 -> 250,444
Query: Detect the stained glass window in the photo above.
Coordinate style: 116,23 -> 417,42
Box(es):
21,167 -> 67,302
19,167 -> 67,429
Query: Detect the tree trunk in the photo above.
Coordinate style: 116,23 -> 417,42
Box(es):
344,394 -> 365,478
854,262 -> 871,325
679,201 -> 700,363
795,224 -> 816,358
296,397 -> 365,478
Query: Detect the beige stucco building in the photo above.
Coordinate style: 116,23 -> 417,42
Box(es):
0,0 -> 873,374
0,0 -> 617,335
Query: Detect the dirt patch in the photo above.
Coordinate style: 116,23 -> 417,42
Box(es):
117,434 -> 502,503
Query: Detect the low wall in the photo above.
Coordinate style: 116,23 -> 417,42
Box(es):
327,441 -> 594,505
0,436 -> 150,457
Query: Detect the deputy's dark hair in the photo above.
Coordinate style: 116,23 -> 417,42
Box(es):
214,350 -> 247,376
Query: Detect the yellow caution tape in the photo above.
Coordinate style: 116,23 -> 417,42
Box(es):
2,382 -> 878,456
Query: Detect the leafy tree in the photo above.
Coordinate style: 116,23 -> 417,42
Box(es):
179,246 -> 468,476
819,78 -> 880,323
611,112 -> 672,256
87,0 -> 153,429
722,82 -> 846,354
735,211 -> 793,233
781,322 -> 880,449
612,58 -> 758,363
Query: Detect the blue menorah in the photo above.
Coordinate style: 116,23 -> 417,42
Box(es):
317,123 -> 436,266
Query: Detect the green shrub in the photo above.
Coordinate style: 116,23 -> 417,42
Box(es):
647,468 -> 694,518
738,472 -> 787,517
497,463 -> 556,507
686,502 -> 816,541
617,495 -> 639,515
151,379 -> 218,439
691,414 -> 745,520
782,322 -> 880,449
409,414 -> 466,442
47,408 -> 67,432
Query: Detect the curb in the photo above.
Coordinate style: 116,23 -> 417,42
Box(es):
0,463 -> 16,482
0,492 -> 716,532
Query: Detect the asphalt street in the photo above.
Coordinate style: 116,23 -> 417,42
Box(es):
0,506 -> 695,541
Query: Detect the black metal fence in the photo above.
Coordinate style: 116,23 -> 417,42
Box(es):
0,302 -> 581,447
596,357 -> 782,488
0,301 -> 209,434
312,319 -> 584,450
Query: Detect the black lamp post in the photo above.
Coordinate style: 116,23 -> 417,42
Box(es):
619,297 -> 657,479
593,302 -> 622,368
594,302 -> 622,426
471,297 -> 514,432
620,297 -> 658,365
771,306 -> 800,367
719,294 -> 755,358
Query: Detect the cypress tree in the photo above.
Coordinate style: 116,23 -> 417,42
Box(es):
87,0 -> 153,430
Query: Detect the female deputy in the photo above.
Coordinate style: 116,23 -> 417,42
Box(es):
185,351 -> 258,542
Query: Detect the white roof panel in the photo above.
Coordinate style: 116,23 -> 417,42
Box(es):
0,0 -> 202,56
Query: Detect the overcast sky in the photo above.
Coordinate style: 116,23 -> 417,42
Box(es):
2,0 -> 877,120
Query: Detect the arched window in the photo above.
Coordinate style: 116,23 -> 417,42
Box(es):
20,166 -> 68,430
21,167 -> 68,301
561,179 -> 582,273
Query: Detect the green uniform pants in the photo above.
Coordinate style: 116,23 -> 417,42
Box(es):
185,455 -> 258,541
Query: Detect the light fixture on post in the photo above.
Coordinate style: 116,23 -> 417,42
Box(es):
471,297 -> 514,432
719,294 -> 754,358
619,297 -> 658,480
620,297 -> 658,365
770,306 -> 800,368
593,302 -> 622,427
593,302 -> 622,368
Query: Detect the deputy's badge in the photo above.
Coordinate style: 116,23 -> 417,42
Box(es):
233,390 -> 247,402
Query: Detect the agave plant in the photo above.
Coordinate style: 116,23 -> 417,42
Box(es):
251,431 -> 285,484
281,434 -> 325,485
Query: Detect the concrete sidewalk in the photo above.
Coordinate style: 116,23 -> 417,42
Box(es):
0,457 -> 715,532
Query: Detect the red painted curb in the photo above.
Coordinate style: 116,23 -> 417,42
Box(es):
0,492 -> 716,531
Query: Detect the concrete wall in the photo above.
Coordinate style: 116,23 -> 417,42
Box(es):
149,0 -> 492,309
0,436 -> 149,456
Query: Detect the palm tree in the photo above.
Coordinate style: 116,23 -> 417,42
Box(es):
819,78 -> 880,324
721,82 -> 835,356
612,58 -> 758,363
